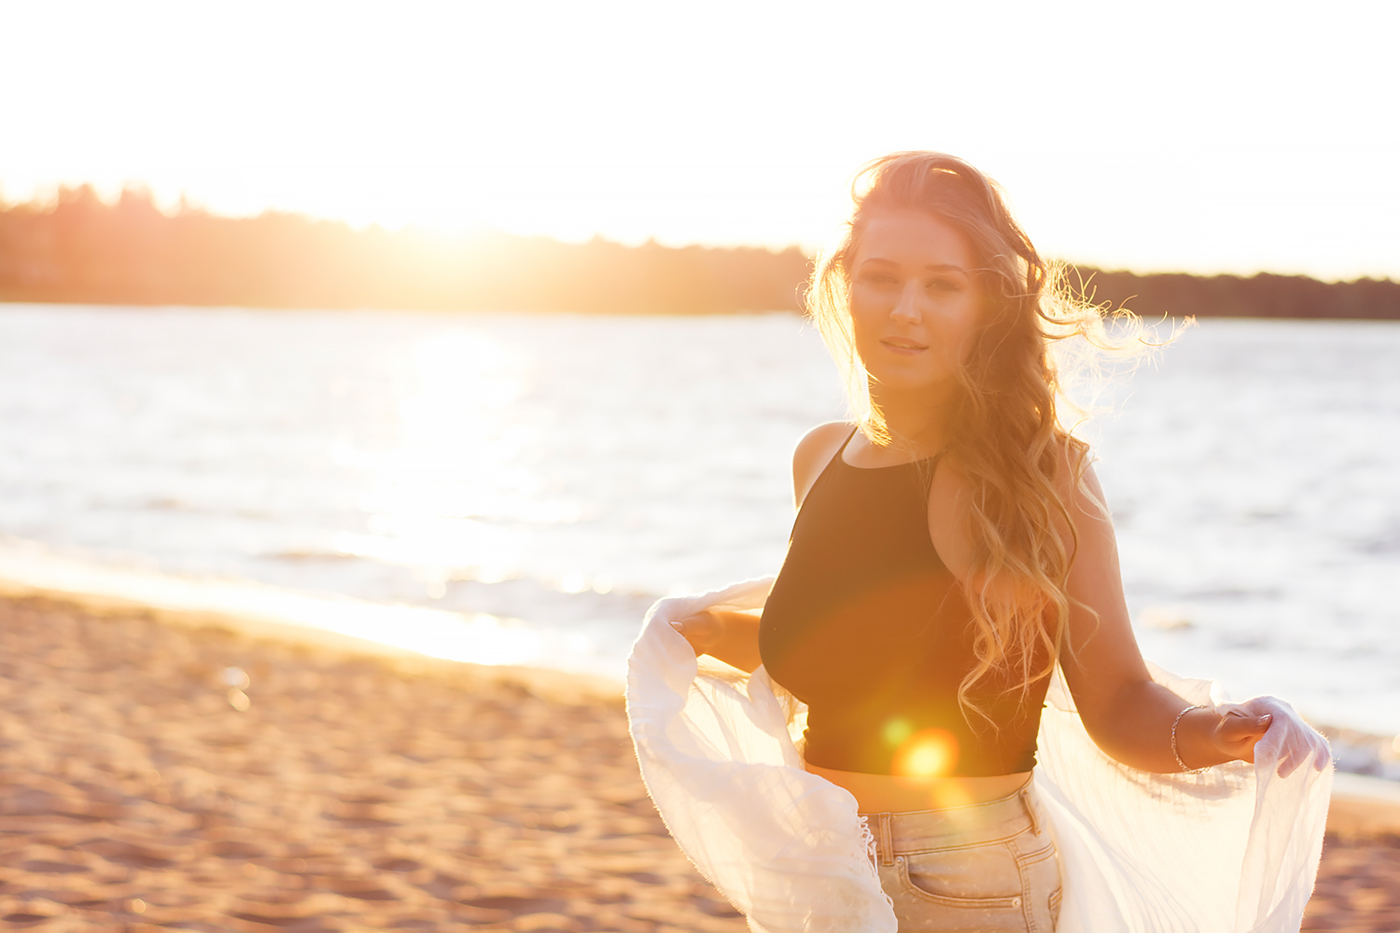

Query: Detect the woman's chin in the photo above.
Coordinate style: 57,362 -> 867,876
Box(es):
869,369 -> 954,398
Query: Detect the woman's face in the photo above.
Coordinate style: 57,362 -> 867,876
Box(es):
847,209 -> 982,397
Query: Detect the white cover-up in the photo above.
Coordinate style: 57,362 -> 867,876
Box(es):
626,577 -> 1333,933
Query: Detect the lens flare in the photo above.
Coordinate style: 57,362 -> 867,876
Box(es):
882,717 -> 914,748
891,728 -> 958,779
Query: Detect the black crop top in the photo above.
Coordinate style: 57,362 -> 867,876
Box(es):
758,430 -> 1051,777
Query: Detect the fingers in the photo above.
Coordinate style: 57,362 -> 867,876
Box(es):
1288,733 -> 1332,778
1230,696 -> 1333,778
1273,734 -> 1328,779
670,611 -> 722,655
1209,705 -> 1273,765
1314,739 -> 1333,772
1276,744 -> 1302,779
1217,708 -> 1272,741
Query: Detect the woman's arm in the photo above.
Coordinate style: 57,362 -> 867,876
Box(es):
929,448 -> 1269,772
1052,458 -> 1270,771
672,608 -> 763,672
673,422 -> 853,672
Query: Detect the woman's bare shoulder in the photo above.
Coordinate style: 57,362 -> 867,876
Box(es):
1050,434 -> 1108,519
791,421 -> 854,508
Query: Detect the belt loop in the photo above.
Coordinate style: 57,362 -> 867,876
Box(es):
1019,787 -> 1040,836
877,812 -> 894,866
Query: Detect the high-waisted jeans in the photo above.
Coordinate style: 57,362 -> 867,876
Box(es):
861,783 -> 1061,932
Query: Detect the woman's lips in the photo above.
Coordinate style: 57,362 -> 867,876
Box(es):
882,338 -> 927,354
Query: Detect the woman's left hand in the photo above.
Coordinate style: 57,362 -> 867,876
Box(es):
1233,696 -> 1334,778
1203,697 -> 1332,778
1208,703 -> 1273,764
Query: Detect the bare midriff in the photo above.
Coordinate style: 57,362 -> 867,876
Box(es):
806,763 -> 1033,813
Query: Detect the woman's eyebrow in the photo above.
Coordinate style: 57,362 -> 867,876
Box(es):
857,257 -> 968,274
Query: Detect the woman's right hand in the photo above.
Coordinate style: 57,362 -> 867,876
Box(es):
669,609 -> 763,672
671,610 -> 724,656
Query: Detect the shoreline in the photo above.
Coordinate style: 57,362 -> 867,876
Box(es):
0,552 -> 625,701
1,589 -> 1396,929
4,570 -> 1399,812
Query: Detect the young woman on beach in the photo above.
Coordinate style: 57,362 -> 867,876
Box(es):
667,152 -> 1282,931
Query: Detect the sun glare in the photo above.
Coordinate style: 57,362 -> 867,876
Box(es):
891,728 -> 959,779
4,3 -> 1400,277
352,331 -> 538,588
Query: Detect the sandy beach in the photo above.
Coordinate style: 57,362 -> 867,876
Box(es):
1,594 -> 1395,932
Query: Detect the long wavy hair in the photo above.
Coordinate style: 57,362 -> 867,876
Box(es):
808,151 -> 1144,724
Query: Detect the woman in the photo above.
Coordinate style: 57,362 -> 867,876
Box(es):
667,152 -> 1286,932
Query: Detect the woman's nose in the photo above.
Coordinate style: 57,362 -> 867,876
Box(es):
890,282 -> 923,323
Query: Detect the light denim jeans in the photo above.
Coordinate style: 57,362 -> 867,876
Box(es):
861,783 -> 1061,932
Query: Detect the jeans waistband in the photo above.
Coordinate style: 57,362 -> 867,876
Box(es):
859,783 -> 1043,867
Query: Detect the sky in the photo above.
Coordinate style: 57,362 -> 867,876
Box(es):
1,0 -> 1397,280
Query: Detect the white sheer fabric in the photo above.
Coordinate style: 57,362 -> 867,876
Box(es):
626,577 -> 1333,933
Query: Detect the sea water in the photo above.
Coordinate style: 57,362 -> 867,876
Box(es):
0,305 -> 1396,735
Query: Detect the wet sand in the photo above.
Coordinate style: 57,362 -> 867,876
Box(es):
0,594 -> 1394,932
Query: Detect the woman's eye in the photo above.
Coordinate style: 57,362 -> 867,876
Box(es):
861,273 -> 899,287
926,278 -> 961,293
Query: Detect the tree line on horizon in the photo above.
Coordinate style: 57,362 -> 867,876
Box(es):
2,185 -> 1397,320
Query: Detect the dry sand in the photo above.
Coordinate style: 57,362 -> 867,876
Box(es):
0,595 -> 1395,932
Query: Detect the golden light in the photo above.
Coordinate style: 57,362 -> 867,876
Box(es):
4,4 -> 1400,280
347,330 -> 538,587
891,728 -> 959,779
882,717 -> 914,747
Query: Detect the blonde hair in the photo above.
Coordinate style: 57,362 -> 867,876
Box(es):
807,151 -> 1146,724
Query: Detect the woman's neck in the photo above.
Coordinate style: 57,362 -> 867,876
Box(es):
870,386 -> 952,458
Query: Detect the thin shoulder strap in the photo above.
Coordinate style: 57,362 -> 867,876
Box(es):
820,425 -> 859,476
824,425 -> 859,471
795,425 -> 860,516
838,425 -> 859,454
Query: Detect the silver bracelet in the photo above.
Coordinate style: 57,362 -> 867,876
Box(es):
1171,704 -> 1212,773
